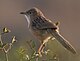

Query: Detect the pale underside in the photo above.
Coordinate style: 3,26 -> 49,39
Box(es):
24,15 -> 30,28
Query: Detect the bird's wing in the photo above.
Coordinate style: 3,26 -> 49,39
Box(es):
47,29 -> 76,54
32,16 -> 57,30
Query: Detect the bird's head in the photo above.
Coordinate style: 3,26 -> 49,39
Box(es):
20,7 -> 44,28
20,7 -> 44,19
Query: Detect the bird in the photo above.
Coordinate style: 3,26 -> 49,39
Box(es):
20,7 -> 76,56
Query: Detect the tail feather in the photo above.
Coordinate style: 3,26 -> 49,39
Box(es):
47,29 -> 76,54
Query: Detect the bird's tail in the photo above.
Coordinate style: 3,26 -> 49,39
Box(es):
47,29 -> 76,54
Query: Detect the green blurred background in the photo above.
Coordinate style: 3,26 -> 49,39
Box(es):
0,0 -> 80,61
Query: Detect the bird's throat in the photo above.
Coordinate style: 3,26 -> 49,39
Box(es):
24,15 -> 30,28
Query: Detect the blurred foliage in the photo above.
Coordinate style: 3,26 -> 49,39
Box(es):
14,39 -> 59,61
0,27 -> 79,61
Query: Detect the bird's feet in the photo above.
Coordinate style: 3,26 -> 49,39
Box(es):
38,44 -> 46,57
37,51 -> 42,57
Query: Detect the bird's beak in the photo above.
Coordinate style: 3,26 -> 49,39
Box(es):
20,12 -> 26,14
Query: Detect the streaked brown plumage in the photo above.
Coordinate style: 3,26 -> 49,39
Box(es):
20,7 -> 76,56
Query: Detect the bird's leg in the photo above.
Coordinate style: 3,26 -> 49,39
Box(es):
38,43 -> 45,57
40,37 -> 55,53
38,36 -> 52,57
41,44 -> 45,53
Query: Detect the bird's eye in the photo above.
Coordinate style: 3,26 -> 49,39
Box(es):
29,12 -> 32,14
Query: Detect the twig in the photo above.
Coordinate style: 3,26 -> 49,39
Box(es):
35,57 -> 39,61
26,41 -> 39,61
0,32 -> 14,61
0,34 -> 3,46
4,52 -> 8,61
26,41 -> 35,52
27,55 -> 39,61
0,34 -> 9,61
